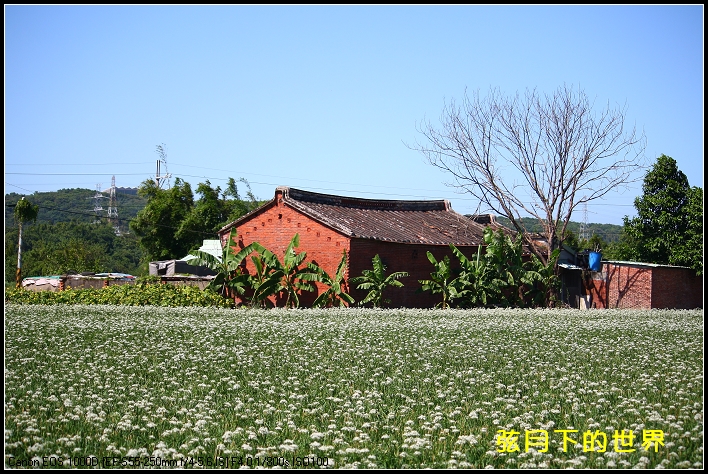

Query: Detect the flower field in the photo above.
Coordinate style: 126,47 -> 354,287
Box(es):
5,304 -> 703,469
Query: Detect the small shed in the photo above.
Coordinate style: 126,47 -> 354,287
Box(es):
148,240 -> 221,277
582,260 -> 702,309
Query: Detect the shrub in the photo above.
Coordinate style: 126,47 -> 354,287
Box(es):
4,284 -> 234,308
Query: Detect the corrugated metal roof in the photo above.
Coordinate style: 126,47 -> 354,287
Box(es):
220,186 -> 494,246
181,239 -> 223,262
603,260 -> 694,270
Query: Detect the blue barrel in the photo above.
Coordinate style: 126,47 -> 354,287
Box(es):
588,252 -> 602,272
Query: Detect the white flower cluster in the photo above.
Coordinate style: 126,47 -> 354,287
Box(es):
4,304 -> 703,469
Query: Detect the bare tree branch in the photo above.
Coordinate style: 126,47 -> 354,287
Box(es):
408,84 -> 647,264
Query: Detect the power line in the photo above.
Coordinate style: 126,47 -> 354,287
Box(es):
6,172 -> 151,176
5,162 -> 153,166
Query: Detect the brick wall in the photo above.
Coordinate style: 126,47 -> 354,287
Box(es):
584,262 -> 703,309
223,191 -> 352,307
651,267 -> 703,309
220,190 -> 483,308
348,240 -> 480,308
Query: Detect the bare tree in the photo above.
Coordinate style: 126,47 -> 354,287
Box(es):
410,85 -> 646,264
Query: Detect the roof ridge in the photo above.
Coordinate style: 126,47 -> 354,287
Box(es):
280,186 -> 449,212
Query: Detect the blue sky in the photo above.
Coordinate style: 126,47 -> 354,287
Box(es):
5,5 -> 703,226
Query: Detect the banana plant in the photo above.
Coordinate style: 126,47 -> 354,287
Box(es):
249,234 -> 317,308
481,227 -> 526,307
186,227 -> 256,300
522,248 -> 561,307
419,252 -> 460,309
450,243 -> 491,307
306,250 -> 355,308
350,254 -> 409,308
246,249 -> 285,308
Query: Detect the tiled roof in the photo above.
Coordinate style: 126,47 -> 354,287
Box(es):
220,186 -> 494,246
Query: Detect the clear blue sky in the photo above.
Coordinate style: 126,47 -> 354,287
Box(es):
5,5 -> 703,226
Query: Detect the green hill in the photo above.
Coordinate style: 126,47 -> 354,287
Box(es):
480,216 -> 623,244
5,187 -> 146,228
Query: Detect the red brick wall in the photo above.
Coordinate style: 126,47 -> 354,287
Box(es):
651,267 -> 703,309
584,263 -> 703,309
348,240 -> 480,308
222,192 -> 352,307
220,190 -> 483,308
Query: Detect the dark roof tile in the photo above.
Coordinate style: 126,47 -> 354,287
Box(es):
220,186 -> 497,246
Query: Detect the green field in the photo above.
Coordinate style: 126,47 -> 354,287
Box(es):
5,305 -> 703,469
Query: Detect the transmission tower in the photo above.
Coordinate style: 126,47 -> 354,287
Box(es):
155,143 -> 172,189
91,184 -> 107,224
107,175 -> 119,234
579,201 -> 588,241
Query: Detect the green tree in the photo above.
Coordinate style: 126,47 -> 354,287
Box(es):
129,178 -> 197,261
350,254 -> 409,308
307,251 -> 355,308
177,180 -> 229,239
223,177 -> 261,223
13,197 -> 39,287
130,177 -> 262,265
619,155 -> 703,275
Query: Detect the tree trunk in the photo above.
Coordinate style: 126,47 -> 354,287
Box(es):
16,222 -> 23,288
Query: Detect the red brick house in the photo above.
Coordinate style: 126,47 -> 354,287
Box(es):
582,260 -> 703,309
217,186 -> 498,308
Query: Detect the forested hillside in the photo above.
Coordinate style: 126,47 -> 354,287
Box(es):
5,188 -> 148,284
493,216 -> 622,244
5,188 -> 146,227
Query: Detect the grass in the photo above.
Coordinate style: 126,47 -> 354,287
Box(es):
4,305 -> 703,468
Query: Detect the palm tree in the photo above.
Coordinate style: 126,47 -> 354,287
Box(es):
350,254 -> 409,308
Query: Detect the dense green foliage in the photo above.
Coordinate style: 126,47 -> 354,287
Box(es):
6,305 -> 703,469
5,188 -> 146,227
4,283 -> 233,307
616,155 -> 703,275
5,221 -> 146,285
129,178 -> 198,261
129,177 -> 261,262
420,228 -> 561,309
